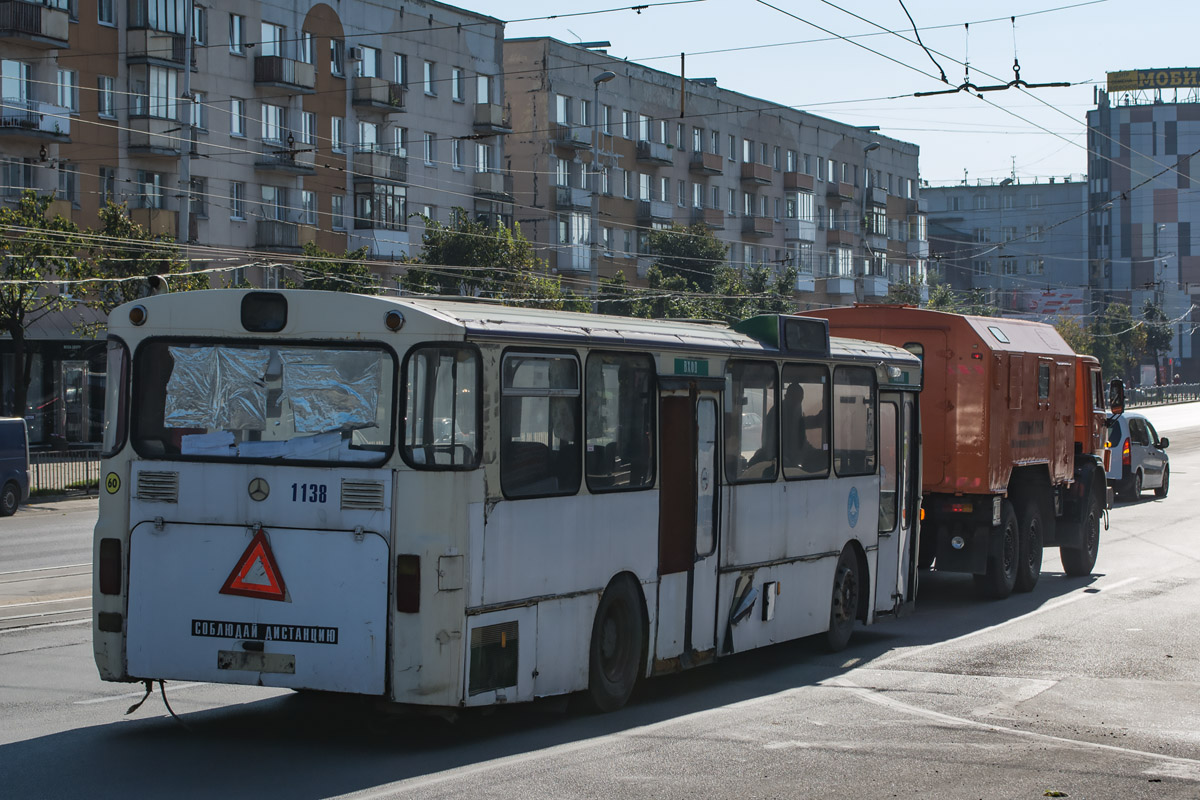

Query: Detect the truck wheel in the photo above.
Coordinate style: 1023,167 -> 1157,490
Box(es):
1013,498 -> 1043,593
587,574 -> 644,712
1061,491 -> 1101,577
1154,466 -> 1169,499
974,500 -> 1018,600
825,546 -> 860,652
0,482 -> 18,517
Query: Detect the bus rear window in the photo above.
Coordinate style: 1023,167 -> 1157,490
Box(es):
131,341 -> 394,464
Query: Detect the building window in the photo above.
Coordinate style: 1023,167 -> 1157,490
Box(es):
974,228 -> 991,243
711,130 -> 719,155
423,132 -> 436,165
300,111 -> 315,145
260,22 -> 284,58
189,91 -> 205,129
229,98 -> 245,136
192,5 -> 206,44
394,53 -> 407,86
99,166 -> 115,205
638,114 -> 650,142
301,190 -> 316,224
57,162 -> 78,205
189,177 -> 206,217
330,39 -> 345,76
298,31 -> 313,64
355,184 -> 406,230
56,69 -> 78,112
357,120 -> 378,152
392,126 -> 407,156
1029,194 -> 1041,209
356,46 -> 380,78
142,66 -> 178,119
228,14 -> 243,54
1002,257 -> 1017,275
98,0 -> 114,25
331,116 -> 344,152
230,181 -> 244,219
451,67 -> 463,101
477,73 -> 491,104
556,94 -> 571,124
423,61 -> 436,95
137,171 -> 164,209
476,143 -> 491,173
621,110 -> 632,139
728,134 -> 736,161
451,139 -> 463,170
692,182 -> 703,208
677,179 -> 686,208
261,103 -> 284,143
331,194 -> 344,229
97,76 -> 115,117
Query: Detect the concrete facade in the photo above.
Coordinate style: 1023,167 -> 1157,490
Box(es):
502,38 -> 927,307
924,178 -> 1088,317
1088,86 -> 1200,380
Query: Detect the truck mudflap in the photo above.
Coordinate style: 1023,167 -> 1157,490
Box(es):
126,522 -> 389,695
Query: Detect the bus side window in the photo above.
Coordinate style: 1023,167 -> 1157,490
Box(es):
500,352 -> 581,498
404,345 -> 480,470
780,363 -> 829,480
832,365 -> 876,476
584,352 -> 655,492
724,360 -> 777,484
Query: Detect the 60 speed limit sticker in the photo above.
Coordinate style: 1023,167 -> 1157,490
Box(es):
105,473 -> 121,494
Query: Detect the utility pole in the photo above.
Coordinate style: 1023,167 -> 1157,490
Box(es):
590,70 -> 616,310
178,0 -> 193,254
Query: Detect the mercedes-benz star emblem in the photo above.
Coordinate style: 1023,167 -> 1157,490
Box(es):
248,478 -> 270,502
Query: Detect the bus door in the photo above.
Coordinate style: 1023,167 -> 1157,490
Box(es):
656,381 -> 721,667
875,392 -> 920,615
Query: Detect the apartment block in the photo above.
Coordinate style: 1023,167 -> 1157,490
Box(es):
0,0 -> 509,444
925,178 -> 1088,316
502,37 -> 927,306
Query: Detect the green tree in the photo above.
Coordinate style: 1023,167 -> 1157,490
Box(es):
0,191 -> 84,417
1090,303 -> 1146,383
1140,300 -> 1173,384
403,208 -> 539,299
81,202 -> 208,328
1053,315 -> 1094,357
284,241 -> 379,294
925,280 -> 962,312
884,276 -> 924,306
646,223 -> 728,293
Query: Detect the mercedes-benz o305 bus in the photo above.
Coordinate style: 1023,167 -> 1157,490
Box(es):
93,290 -> 922,712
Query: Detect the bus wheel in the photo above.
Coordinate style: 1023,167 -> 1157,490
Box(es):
974,500 -> 1018,600
0,482 -> 18,517
587,575 -> 644,712
1013,497 -> 1043,593
1061,490 -> 1101,577
825,546 -> 860,652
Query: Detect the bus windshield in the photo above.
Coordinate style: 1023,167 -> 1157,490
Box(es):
131,340 -> 394,464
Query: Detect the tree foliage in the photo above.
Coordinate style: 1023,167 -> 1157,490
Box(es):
284,241 -> 379,294
0,191 -> 85,416
1088,303 -> 1147,383
646,223 -> 728,293
1140,300 -> 1173,384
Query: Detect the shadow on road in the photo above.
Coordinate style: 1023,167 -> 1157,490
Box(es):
0,566 -> 1098,798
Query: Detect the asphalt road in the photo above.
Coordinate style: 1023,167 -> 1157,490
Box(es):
1,405 -> 1197,799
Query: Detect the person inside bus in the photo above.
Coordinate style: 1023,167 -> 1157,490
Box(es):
782,382 -> 825,475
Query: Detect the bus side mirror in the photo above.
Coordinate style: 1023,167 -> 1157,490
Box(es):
1108,378 -> 1125,415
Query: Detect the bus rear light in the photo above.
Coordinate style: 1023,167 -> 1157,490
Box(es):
99,538 -> 122,595
396,555 -> 420,613
1122,438 -> 1131,467
947,502 -> 973,514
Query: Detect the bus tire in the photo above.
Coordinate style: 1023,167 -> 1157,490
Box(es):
1013,497 -> 1043,593
0,481 -> 18,516
825,546 -> 860,652
973,500 -> 1018,600
587,574 -> 644,712
1061,490 -> 1101,577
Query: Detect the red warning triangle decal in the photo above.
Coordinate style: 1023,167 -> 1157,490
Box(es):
220,528 -> 288,602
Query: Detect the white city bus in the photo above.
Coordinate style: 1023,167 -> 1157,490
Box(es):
93,290 -> 922,712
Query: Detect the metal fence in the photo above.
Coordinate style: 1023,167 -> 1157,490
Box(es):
30,449 -> 101,494
1126,383 -> 1200,408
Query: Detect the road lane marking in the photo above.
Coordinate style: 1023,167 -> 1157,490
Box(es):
74,682 -> 212,705
827,674 -> 1200,777
0,563 -> 90,577
870,575 -> 1143,668
0,607 -> 90,621
1,595 -> 91,608
0,619 -> 90,634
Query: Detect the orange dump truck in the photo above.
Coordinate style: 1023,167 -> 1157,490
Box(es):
802,306 -> 1110,598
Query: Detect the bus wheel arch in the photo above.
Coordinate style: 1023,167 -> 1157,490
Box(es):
586,571 -> 648,712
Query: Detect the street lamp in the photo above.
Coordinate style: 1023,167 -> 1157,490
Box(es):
860,142 -> 880,283
590,70 -> 616,308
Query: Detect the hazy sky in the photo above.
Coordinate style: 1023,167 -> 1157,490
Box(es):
470,0 -> 1195,187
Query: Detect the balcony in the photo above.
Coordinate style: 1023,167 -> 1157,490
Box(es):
473,170 -> 511,200
130,207 -> 177,239
554,185 -> 591,211
0,98 -> 70,141
818,276 -> 856,296
826,228 -> 856,246
353,149 -> 406,184
783,218 -> 816,241
740,162 -> 772,185
741,216 -> 774,238
636,140 -> 674,166
255,220 -> 315,251
689,151 -> 722,175
783,171 -> 814,191
858,275 -> 890,297
691,207 -> 724,229
126,29 -> 186,66
826,181 -> 854,201
869,186 -> 887,206
352,77 -> 405,111
907,237 -> 929,259
128,117 -> 183,157
254,140 -> 315,174
553,124 -> 591,150
473,103 -> 511,135
254,56 -> 316,94
0,0 -> 69,49
637,199 -> 673,225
